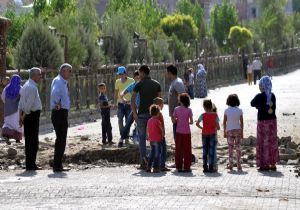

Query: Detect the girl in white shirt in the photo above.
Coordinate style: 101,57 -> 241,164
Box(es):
223,94 -> 244,171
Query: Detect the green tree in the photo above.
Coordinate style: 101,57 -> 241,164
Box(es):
177,0 -> 204,38
228,26 -> 253,51
293,0 -> 300,12
169,35 -> 188,62
15,19 -> 63,69
260,1 -> 294,50
210,0 -> 238,49
33,0 -> 47,17
102,15 -> 132,64
4,5 -> 33,48
160,14 -> 198,43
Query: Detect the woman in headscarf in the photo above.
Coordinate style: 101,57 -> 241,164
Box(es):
251,76 -> 279,171
1,74 -> 23,144
194,64 -> 207,98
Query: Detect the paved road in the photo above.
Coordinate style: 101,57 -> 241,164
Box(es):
0,166 -> 299,209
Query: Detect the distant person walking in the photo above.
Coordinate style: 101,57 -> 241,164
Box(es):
251,76 -> 279,171
252,57 -> 262,85
195,64 -> 207,98
50,63 -> 72,172
1,74 -> 23,144
132,65 -> 161,170
166,65 -> 186,140
19,68 -> 42,171
266,56 -> 274,78
114,66 -> 134,141
247,61 -> 253,85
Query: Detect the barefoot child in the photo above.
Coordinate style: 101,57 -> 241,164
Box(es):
153,97 -> 170,171
146,104 -> 163,173
97,83 -> 114,145
223,94 -> 244,171
173,93 -> 193,172
196,99 -> 220,173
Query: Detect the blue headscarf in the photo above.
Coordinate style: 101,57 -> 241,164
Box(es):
196,64 -> 206,76
259,76 -> 272,106
5,74 -> 21,99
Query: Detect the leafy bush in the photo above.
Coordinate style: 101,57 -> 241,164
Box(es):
229,26 -> 253,50
161,14 -> 198,43
15,19 -> 63,69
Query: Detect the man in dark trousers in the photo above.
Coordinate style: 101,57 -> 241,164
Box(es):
19,67 -> 42,171
131,65 -> 161,170
50,63 -> 72,172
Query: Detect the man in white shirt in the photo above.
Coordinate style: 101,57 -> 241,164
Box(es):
19,67 -> 42,171
252,57 -> 262,85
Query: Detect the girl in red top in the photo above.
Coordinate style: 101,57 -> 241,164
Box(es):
196,99 -> 220,173
146,104 -> 163,173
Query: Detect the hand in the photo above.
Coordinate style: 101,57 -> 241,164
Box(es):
133,112 -> 138,122
55,104 -> 61,110
19,115 -> 25,127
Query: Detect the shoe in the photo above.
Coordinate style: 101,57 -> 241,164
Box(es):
184,169 -> 192,173
16,140 -> 21,143
258,166 -> 269,171
108,141 -> 115,145
177,169 -> 184,173
26,166 -> 42,171
53,167 -> 70,172
102,141 -> 107,145
269,166 -> 277,171
4,137 -> 11,145
226,164 -> 233,171
146,168 -> 151,173
160,167 -> 171,172
153,168 -> 160,173
118,140 -> 123,148
237,166 -> 243,171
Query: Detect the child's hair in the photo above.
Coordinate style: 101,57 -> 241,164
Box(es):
133,70 -> 139,77
226,94 -> 240,107
203,99 -> 213,111
98,83 -> 106,88
188,68 -> 193,73
149,104 -> 160,116
179,93 -> 190,108
212,103 -> 217,113
153,97 -> 164,105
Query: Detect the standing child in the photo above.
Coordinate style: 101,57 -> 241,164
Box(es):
153,97 -> 170,171
223,94 -> 244,171
146,104 -> 163,173
196,99 -> 220,173
212,103 -> 218,172
98,83 -> 114,145
247,61 -> 253,85
173,93 -> 193,173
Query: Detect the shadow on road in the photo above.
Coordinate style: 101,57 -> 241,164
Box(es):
132,171 -> 167,178
16,171 -> 37,177
202,172 -> 222,177
171,171 -> 196,177
48,172 -> 68,178
228,170 -> 248,175
258,171 -> 284,178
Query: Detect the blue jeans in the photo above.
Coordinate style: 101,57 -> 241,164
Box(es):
137,113 -> 151,166
148,142 -> 161,169
121,111 -> 134,140
202,134 -> 217,169
117,103 -> 131,136
160,137 -> 167,169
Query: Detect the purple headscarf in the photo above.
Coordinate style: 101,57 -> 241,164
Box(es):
5,74 -> 22,99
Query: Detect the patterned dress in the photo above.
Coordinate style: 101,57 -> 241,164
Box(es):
195,68 -> 207,98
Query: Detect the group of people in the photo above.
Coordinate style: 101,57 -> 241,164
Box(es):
1,64 -> 73,172
1,60 -> 278,173
98,64 -> 278,173
246,56 -> 274,85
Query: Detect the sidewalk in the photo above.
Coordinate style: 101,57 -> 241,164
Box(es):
0,166 -> 299,209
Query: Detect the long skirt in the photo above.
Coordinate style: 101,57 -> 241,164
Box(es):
195,77 -> 207,98
256,119 -> 279,168
2,111 -> 23,141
